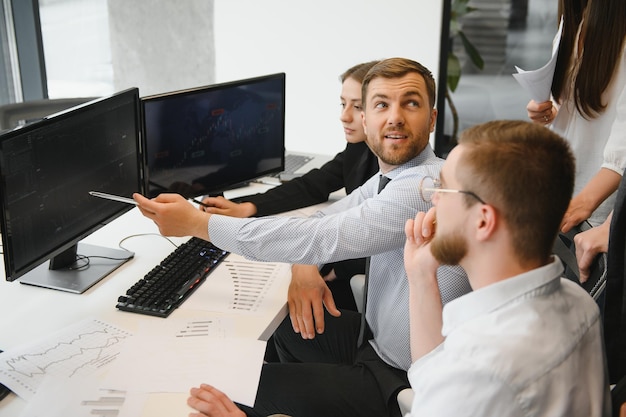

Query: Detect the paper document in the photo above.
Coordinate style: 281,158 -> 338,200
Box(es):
104,317 -> 266,406
513,18 -> 563,102
0,318 -> 131,400
19,379 -> 143,417
14,316 -> 266,416
182,253 -> 290,315
19,377 -> 192,417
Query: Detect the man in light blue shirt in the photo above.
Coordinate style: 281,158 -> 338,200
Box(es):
404,120 -> 610,416
135,58 -> 470,417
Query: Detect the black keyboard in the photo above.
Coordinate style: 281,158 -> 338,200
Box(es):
116,237 -> 229,317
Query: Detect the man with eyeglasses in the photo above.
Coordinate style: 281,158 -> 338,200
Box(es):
134,58 -> 471,417
404,120 -> 610,416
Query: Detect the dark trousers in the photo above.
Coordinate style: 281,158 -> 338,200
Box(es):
239,310 -> 409,417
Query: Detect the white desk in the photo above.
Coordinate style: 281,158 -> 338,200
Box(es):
0,205 -> 293,416
0,175 -> 343,416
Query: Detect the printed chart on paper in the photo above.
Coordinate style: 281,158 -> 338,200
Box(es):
0,318 -> 131,400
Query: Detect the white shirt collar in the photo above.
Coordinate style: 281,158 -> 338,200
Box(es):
441,256 -> 565,337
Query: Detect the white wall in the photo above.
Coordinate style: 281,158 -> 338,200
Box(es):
108,0 -> 215,97
214,0 -> 444,155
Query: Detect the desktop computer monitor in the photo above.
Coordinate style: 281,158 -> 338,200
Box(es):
141,73 -> 286,198
0,88 -> 144,293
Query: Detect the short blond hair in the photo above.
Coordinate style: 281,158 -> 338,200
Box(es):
457,120 -> 575,261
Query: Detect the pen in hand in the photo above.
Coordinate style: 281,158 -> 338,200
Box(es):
192,198 -> 210,208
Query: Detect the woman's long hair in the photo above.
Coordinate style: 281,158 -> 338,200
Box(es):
552,0 -> 626,118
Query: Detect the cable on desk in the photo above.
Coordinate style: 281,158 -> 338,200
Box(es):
117,233 -> 179,252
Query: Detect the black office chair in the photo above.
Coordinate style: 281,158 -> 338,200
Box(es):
552,220 -> 608,302
612,376 -> 626,417
553,220 -> 626,416
604,177 -> 626,414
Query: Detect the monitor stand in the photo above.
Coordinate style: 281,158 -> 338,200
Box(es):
19,243 -> 134,294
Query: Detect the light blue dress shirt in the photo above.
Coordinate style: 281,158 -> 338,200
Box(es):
208,145 -> 471,371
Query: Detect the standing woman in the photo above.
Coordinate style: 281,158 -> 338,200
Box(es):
527,0 -> 626,231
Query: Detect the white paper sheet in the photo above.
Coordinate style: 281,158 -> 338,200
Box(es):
19,378 -> 146,417
18,377 -> 192,417
104,317 -> 266,406
15,316 -> 266,416
182,253 -> 290,315
0,318 -> 131,400
513,18 -> 563,102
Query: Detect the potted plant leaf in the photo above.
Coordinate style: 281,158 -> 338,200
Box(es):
445,0 -> 484,148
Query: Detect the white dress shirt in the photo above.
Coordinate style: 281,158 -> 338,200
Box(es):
407,256 -> 610,417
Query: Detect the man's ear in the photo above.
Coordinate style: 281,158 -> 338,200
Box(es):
475,204 -> 497,242
361,111 -> 367,136
429,108 -> 438,133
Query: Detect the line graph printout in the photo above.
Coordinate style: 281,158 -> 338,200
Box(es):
0,318 -> 132,400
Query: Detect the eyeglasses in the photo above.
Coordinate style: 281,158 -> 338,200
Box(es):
419,176 -> 486,204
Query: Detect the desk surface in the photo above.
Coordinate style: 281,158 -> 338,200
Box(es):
0,199 -> 293,415
0,181 -> 342,416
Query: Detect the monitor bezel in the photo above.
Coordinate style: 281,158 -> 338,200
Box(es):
141,72 -> 286,198
0,87 -> 145,287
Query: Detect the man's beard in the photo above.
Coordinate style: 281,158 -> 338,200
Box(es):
430,228 -> 468,266
367,130 -> 426,166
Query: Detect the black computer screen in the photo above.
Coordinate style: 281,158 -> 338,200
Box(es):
142,73 -> 285,198
0,88 -> 144,293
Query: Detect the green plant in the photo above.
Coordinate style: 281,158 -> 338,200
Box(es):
446,0 -> 484,145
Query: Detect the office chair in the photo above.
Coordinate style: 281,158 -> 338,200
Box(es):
0,97 -> 97,131
604,178 -> 626,413
552,220 -> 608,302
613,376 -> 626,417
350,274 -> 365,313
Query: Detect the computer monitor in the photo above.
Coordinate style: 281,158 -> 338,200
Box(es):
141,73 -> 286,198
0,88 -> 144,293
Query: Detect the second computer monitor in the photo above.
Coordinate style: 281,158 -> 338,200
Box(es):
142,73 -> 286,198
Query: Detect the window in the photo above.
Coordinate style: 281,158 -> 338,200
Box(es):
0,0 -> 21,105
39,0 -> 113,98
439,0 -> 558,155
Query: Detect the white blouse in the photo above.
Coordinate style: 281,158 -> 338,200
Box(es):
551,21 -> 626,226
